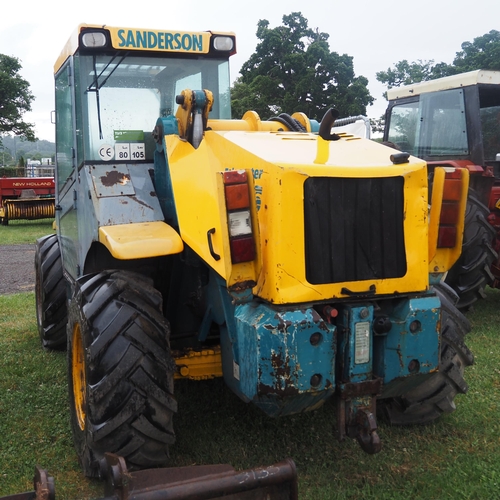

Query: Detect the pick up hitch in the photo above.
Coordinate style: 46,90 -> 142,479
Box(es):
337,379 -> 383,455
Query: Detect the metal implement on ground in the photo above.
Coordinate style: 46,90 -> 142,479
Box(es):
100,453 -> 298,500
35,23 -> 474,484
0,455 -> 297,500
384,70 -> 500,310
0,177 -> 55,225
0,466 -> 55,500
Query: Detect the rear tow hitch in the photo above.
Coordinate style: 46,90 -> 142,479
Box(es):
337,379 -> 383,455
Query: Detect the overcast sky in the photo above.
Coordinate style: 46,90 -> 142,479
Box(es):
1,0 -> 498,141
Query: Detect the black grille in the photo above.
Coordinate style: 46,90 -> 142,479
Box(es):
304,177 -> 407,284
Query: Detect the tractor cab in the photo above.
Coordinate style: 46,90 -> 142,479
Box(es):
54,25 -> 234,183
53,25 -> 235,280
384,70 -> 500,198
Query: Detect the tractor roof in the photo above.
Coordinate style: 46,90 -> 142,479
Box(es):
386,70 -> 500,100
54,24 -> 236,75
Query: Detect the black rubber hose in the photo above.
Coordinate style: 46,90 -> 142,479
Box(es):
269,113 -> 307,132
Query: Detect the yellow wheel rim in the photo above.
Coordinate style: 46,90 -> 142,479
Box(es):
72,323 -> 86,431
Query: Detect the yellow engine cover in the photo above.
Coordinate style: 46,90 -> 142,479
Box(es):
165,129 -> 431,304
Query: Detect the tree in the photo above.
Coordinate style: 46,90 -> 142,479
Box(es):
0,145 -> 12,166
0,54 -> 36,142
376,60 -> 435,89
453,30 -> 500,72
376,30 -> 500,91
231,12 -> 373,121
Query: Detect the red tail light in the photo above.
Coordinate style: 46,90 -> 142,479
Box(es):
439,201 -> 460,224
223,170 -> 256,263
437,226 -> 457,247
437,171 -> 462,248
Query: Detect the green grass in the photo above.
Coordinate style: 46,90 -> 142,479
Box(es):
0,219 -> 54,245
1,289 -> 500,499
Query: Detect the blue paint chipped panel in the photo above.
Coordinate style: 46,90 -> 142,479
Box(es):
226,303 -> 336,416
373,295 -> 440,397
218,293 -> 442,415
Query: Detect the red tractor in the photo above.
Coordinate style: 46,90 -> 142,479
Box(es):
384,70 -> 500,309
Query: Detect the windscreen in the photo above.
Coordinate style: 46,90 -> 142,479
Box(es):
77,53 -> 231,163
386,100 -> 420,155
387,88 -> 469,159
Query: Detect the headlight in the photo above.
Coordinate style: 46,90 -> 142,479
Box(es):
81,31 -> 107,48
213,36 -> 234,52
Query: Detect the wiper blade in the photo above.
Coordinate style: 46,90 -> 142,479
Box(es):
87,54 -> 127,92
86,54 -> 127,139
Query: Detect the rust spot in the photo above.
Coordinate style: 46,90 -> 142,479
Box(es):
257,351 -> 300,397
100,170 -> 131,187
310,309 -> 322,322
339,378 -> 382,399
228,280 -> 257,292
271,352 -> 289,377
318,321 -> 330,332
258,382 -> 299,397
273,314 -> 292,332
397,347 -> 404,369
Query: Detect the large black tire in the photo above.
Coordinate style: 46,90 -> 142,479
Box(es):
35,234 -> 67,350
445,188 -> 496,310
379,282 -> 473,425
67,270 -> 177,477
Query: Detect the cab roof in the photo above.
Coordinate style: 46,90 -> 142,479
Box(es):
54,24 -> 236,74
386,70 -> 500,100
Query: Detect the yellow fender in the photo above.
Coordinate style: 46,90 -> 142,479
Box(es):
99,221 -> 183,260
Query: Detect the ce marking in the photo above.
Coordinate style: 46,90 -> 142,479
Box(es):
99,144 -> 114,161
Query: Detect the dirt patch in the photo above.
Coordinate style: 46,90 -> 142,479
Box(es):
0,244 -> 36,295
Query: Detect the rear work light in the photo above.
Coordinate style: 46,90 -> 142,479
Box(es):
223,170 -> 256,264
437,171 -> 463,248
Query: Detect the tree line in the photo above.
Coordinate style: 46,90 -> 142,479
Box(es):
231,12 -> 500,123
1,12 -> 499,144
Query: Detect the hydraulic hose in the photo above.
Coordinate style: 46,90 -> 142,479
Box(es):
268,113 -> 307,132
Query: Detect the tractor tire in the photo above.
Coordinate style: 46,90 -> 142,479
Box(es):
35,234 -> 67,350
67,270 -> 177,478
379,282 -> 473,425
444,188 -> 496,311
